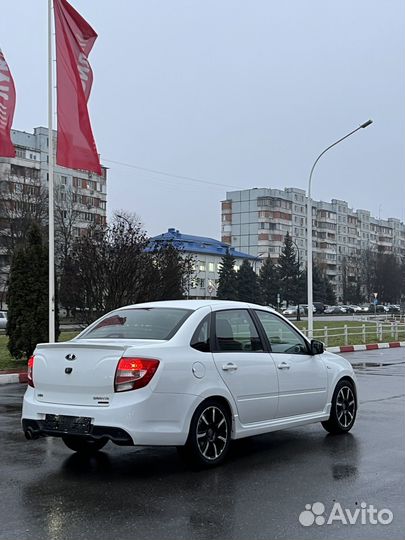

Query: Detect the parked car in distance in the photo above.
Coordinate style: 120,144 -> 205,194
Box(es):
358,305 -> 370,312
282,305 -> 306,316
301,304 -> 316,315
386,304 -> 400,313
368,304 -> 389,313
341,305 -> 357,313
348,305 -> 362,313
313,302 -> 325,314
324,306 -> 347,314
0,311 -> 7,329
22,300 -> 358,467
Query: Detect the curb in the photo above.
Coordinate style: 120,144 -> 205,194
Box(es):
327,341 -> 405,353
0,370 -> 27,385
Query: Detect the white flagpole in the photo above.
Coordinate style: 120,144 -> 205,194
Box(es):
48,0 -> 55,342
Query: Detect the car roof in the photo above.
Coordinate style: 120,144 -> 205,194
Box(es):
114,299 -> 277,313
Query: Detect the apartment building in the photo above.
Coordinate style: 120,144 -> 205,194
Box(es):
221,188 -> 405,300
149,228 -> 256,299
0,126 -> 107,305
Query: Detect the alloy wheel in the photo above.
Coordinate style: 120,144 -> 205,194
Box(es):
196,406 -> 228,461
336,386 -> 356,428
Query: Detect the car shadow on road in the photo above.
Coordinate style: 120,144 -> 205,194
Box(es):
57,426 -> 360,484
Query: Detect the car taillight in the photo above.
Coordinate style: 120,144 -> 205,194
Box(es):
27,355 -> 35,388
114,357 -> 160,392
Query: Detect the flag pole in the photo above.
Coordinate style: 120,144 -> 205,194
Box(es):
48,0 -> 55,342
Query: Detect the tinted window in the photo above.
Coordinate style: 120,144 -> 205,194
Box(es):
255,310 -> 308,354
79,308 -> 192,340
190,315 -> 211,352
215,309 -> 264,352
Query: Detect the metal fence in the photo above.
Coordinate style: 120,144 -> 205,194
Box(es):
301,321 -> 405,347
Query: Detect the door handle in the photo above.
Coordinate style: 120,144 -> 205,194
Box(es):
277,362 -> 291,370
222,363 -> 238,371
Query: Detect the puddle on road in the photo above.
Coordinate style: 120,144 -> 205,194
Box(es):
0,403 -> 21,414
353,361 -> 405,377
353,361 -> 405,368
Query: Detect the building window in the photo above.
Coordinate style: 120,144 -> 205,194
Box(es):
208,263 -> 215,272
199,262 -> 206,272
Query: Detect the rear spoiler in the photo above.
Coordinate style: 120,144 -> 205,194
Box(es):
35,342 -> 128,352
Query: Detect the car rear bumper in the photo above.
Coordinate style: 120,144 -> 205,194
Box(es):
22,418 -> 134,445
22,387 -> 197,446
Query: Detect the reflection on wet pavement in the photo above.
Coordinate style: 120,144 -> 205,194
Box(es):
0,348 -> 403,540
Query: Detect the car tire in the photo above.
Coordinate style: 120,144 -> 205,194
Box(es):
62,435 -> 108,453
321,379 -> 357,434
178,399 -> 232,467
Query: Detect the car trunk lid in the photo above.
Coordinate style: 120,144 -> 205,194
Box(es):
33,342 -> 129,406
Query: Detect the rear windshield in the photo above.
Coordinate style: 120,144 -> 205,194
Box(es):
78,308 -> 192,340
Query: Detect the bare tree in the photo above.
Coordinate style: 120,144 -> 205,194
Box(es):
61,213 -> 195,324
54,182 -> 81,265
63,214 -> 150,324
0,169 -> 48,252
358,247 -> 376,302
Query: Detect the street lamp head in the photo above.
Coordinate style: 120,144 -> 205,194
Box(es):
360,119 -> 373,129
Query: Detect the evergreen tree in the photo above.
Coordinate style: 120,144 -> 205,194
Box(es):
59,256 -> 83,318
313,264 -> 327,302
217,250 -> 238,300
296,270 -> 307,304
374,252 -> 402,303
236,259 -> 260,303
301,264 -> 336,305
7,223 -> 59,358
278,232 -> 301,306
324,277 -> 336,305
148,242 -> 194,301
259,257 -> 280,307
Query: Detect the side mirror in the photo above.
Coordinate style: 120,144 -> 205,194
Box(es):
310,339 -> 324,355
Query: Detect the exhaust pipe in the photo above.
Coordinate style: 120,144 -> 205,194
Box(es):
25,427 -> 40,440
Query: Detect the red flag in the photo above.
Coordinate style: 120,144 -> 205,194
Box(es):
54,0 -> 101,174
0,49 -> 16,157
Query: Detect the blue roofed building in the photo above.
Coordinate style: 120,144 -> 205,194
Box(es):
148,228 -> 257,299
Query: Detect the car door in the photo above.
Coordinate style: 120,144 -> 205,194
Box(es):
254,310 -> 327,419
212,308 -> 279,425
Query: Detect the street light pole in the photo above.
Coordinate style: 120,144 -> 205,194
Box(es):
307,120 -> 373,338
116,213 -> 131,227
253,252 -> 266,273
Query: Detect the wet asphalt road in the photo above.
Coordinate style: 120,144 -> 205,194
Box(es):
0,349 -> 404,540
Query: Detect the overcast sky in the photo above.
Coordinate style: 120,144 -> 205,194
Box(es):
1,0 -> 404,238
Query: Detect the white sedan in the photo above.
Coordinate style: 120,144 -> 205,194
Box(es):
282,305 -> 306,316
22,300 -> 358,467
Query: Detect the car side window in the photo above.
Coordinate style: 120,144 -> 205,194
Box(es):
190,315 -> 211,352
255,310 -> 308,355
215,309 -> 264,352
